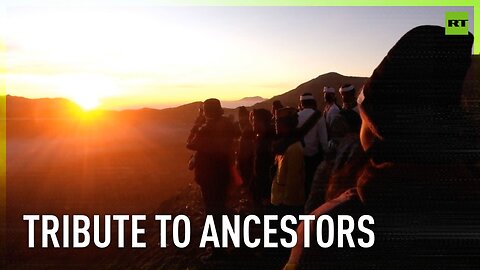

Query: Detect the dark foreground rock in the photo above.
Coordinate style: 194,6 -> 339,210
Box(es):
100,183 -> 290,270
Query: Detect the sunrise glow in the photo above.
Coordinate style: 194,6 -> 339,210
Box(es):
3,6 -> 473,109
56,74 -> 120,111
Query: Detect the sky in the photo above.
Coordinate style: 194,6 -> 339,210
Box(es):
1,4 -> 475,110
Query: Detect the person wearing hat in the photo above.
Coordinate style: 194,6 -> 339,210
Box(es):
304,111 -> 366,214
305,85 -> 363,214
284,25 -> 479,269
270,107 -> 306,259
271,107 -> 306,214
336,83 -> 362,138
297,93 -> 328,200
322,86 -> 340,128
186,98 -> 236,260
339,83 -> 359,112
338,83 -> 361,133
323,86 -> 345,159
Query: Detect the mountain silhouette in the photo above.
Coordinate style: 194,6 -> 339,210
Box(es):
4,72 -> 369,121
252,72 -> 368,110
6,59 -> 480,121
221,96 -> 267,108
6,95 -> 82,119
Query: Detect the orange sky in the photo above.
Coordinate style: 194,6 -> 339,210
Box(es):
2,5 -> 473,110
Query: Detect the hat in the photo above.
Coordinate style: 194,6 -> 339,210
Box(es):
300,93 -> 315,101
339,84 -> 355,93
359,25 -> 473,142
323,87 -> 336,94
203,98 -> 223,118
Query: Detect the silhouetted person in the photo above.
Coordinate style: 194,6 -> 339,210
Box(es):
324,103 -> 363,201
187,104 -> 205,170
285,26 -> 480,270
271,107 -> 305,216
339,83 -> 358,111
251,109 -> 275,211
322,86 -> 343,158
236,106 -> 255,186
305,107 -> 365,214
268,107 -> 305,261
322,86 -> 340,130
186,98 -> 235,260
337,83 -> 362,136
297,93 -> 328,200
187,104 -> 205,145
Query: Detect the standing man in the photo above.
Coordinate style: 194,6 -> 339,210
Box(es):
323,87 -> 342,158
339,83 -> 362,135
186,98 -> 235,259
251,109 -> 275,212
271,107 -> 305,216
323,86 -> 340,129
339,84 -> 359,112
236,106 -> 255,186
297,93 -> 328,198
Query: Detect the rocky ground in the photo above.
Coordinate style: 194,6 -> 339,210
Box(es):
99,183 -> 291,270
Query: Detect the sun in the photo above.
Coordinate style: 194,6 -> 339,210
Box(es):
57,74 -> 120,112
74,96 -> 100,111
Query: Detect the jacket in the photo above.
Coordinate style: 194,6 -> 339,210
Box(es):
187,116 -> 235,187
297,108 -> 328,157
271,141 -> 305,206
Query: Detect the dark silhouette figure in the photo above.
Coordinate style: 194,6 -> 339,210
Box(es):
297,93 -> 328,201
268,107 -> 305,262
305,111 -> 366,214
286,26 -> 480,270
303,84 -> 364,213
187,104 -> 206,170
339,83 -> 362,135
322,87 -> 343,159
271,107 -> 305,215
186,98 -> 235,259
339,84 -> 358,110
251,108 -> 275,211
236,106 -> 255,186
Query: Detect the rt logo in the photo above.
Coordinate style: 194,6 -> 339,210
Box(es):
445,12 -> 469,35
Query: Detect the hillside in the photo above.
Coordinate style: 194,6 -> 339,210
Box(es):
253,72 -> 368,110
4,72 -> 368,121
6,95 -> 83,119
5,60 -> 479,138
5,97 -> 237,125
6,55 -> 478,122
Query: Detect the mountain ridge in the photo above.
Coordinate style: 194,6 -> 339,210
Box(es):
5,55 -> 480,121
5,72 -> 367,119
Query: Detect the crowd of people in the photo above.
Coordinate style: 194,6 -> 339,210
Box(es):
186,25 -> 480,269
